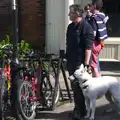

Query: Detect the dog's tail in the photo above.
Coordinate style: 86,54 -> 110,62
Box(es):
105,91 -> 114,104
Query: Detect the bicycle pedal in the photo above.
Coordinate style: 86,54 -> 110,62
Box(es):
36,102 -> 41,106
31,104 -> 37,110
30,97 -> 40,101
6,116 -> 16,120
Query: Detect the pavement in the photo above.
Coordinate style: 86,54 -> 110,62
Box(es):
34,72 -> 120,120
35,97 -> 120,120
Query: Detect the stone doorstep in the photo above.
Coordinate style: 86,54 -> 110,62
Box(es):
101,71 -> 120,77
99,58 -> 120,62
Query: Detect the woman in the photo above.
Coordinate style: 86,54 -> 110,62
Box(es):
84,4 -> 101,75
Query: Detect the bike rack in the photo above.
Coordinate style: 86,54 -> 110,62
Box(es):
58,50 -> 72,102
60,59 -> 72,102
51,50 -> 72,105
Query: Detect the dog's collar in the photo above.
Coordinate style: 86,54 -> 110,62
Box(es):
73,74 -> 78,80
73,74 -> 88,84
73,75 -> 89,89
82,85 -> 88,89
82,79 -> 88,84
81,79 -> 88,89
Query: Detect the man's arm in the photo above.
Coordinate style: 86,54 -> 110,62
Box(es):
85,49 -> 91,65
91,18 -> 97,37
83,23 -> 94,65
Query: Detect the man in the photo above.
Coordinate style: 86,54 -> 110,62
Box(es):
66,4 -> 94,120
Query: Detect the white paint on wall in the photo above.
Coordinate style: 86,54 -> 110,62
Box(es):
45,0 -> 75,54
74,0 -> 92,8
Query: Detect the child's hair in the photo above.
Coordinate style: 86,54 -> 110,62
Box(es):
84,4 -> 92,11
92,0 -> 103,10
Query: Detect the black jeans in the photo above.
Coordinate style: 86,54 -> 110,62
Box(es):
67,61 -> 87,116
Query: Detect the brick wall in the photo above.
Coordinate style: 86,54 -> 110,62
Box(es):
0,1 -> 11,39
0,0 -> 46,51
19,0 -> 46,51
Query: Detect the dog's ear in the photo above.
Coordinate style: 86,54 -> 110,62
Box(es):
84,66 -> 87,72
80,64 -> 84,71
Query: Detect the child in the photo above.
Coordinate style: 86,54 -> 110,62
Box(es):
90,0 -> 109,77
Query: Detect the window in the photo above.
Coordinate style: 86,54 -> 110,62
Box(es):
103,0 -> 120,37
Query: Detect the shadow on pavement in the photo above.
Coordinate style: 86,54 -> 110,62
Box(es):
36,103 -> 120,120
36,110 -> 71,120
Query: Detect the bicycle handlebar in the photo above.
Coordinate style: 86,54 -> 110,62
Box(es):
21,51 -> 56,61
0,48 -> 57,61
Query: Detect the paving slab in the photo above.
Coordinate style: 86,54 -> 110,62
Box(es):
35,96 -> 120,120
35,72 -> 120,120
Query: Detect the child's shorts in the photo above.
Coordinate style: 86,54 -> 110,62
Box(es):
91,40 -> 102,69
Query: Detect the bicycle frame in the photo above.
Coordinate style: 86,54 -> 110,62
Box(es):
22,58 -> 48,102
20,54 -> 58,107
0,48 -> 26,120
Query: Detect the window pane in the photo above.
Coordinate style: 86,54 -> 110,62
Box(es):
103,0 -> 120,37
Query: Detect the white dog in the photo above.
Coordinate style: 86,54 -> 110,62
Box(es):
69,64 -> 120,120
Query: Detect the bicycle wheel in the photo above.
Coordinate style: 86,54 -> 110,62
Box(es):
41,72 -> 60,110
0,76 -> 7,120
17,80 -> 36,120
50,75 -> 60,110
49,60 -> 61,110
0,76 -> 23,120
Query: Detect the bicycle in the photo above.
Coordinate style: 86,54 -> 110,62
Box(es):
17,52 -> 60,120
0,48 -> 27,120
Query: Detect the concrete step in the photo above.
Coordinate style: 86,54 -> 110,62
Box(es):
101,70 -> 120,76
63,59 -> 120,75
100,59 -> 120,71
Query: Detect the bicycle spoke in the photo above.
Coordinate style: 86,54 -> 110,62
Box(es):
18,81 -> 36,119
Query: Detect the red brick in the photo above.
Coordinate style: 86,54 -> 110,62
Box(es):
0,0 -> 45,51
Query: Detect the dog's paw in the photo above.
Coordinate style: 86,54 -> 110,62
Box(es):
84,117 -> 89,119
117,111 -> 120,115
89,117 -> 94,120
84,117 -> 89,120
84,114 -> 90,119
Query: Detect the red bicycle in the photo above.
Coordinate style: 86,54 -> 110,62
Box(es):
17,52 -> 60,120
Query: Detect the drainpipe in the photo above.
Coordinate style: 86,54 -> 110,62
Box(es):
64,0 -> 74,52
11,0 -> 19,60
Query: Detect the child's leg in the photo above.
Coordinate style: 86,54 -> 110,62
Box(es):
98,57 -> 101,72
91,41 -> 102,77
98,57 -> 101,76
